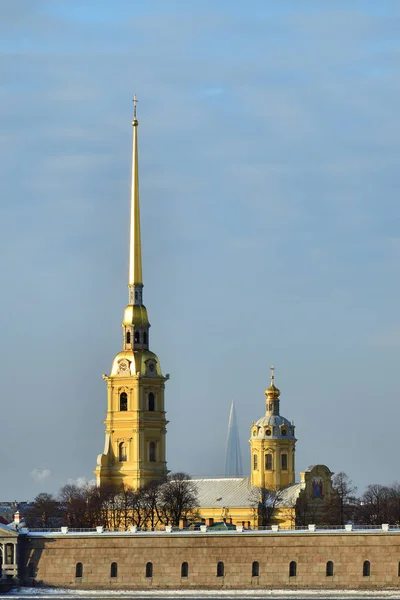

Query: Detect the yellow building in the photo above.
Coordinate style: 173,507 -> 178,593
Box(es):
193,369 -> 335,528
94,98 -> 168,491
193,369 -> 300,528
249,366 -> 296,490
94,99 -> 335,528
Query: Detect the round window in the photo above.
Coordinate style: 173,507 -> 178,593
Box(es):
281,429 -> 287,436
266,429 -> 272,436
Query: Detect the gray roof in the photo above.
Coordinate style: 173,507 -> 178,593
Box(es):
192,478 -> 302,509
253,415 -> 295,439
275,483 -> 303,507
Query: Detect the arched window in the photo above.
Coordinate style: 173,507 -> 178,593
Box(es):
126,331 -> 131,344
326,561 -> 334,577
134,331 -> 140,343
281,453 -> 288,470
76,562 -> 83,578
252,561 -> 259,577
149,442 -> 156,462
289,561 -> 297,577
143,331 -> 147,344
120,392 -> 127,411
265,454 -> 273,470
119,442 -> 127,462
181,562 -> 189,578
253,454 -> 258,470
148,392 -> 155,411
28,563 -> 35,578
146,562 -> 153,578
363,560 -> 370,577
110,562 -> 118,578
217,561 -> 224,577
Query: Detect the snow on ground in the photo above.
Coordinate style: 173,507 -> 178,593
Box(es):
4,589 -> 400,599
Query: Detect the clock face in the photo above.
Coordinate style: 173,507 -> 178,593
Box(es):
118,360 -> 129,374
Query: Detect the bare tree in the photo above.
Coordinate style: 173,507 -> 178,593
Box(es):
59,484 -> 89,527
387,482 -> 400,524
323,472 -> 357,526
158,473 -> 198,526
250,486 -> 284,527
24,493 -> 60,528
141,481 -> 163,530
358,484 -> 391,525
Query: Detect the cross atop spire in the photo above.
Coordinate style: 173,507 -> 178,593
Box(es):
270,364 -> 275,385
133,94 -> 138,121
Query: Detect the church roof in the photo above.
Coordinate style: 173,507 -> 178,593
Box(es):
193,478 -> 254,508
192,477 -> 302,509
275,483 -> 303,507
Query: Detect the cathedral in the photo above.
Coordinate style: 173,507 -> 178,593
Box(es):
94,99 -> 335,527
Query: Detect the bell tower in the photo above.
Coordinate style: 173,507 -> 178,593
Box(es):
95,97 -> 169,491
249,367 -> 296,490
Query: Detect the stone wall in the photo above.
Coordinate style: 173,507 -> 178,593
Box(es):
21,530 -> 400,590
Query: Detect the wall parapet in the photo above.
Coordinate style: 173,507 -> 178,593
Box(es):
25,523 -> 400,538
20,528 -> 400,590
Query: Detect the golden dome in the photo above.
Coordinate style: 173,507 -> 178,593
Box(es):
123,304 -> 149,326
265,383 -> 281,399
264,365 -> 280,398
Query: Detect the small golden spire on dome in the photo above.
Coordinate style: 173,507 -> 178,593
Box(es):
265,364 -> 280,398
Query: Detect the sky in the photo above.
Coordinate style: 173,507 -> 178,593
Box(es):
1,0 -> 400,500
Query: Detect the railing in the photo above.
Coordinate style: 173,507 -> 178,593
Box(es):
28,527 -> 98,532
25,523 -> 400,535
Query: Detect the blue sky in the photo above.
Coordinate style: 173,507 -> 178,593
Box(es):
1,0 -> 400,499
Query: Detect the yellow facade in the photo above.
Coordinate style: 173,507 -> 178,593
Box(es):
249,368 -> 296,490
197,505 -> 296,530
94,98 -> 168,491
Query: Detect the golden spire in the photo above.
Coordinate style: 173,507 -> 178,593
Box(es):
270,364 -> 275,386
128,94 -> 143,304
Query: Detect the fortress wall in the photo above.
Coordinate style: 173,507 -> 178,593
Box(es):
21,531 -> 400,590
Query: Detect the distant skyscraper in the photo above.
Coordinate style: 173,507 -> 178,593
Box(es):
224,401 -> 243,477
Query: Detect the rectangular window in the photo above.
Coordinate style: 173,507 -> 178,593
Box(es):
281,454 -> 288,470
265,454 -> 272,470
253,454 -> 258,470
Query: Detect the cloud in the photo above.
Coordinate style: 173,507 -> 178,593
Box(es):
67,477 -> 96,488
30,468 -> 51,482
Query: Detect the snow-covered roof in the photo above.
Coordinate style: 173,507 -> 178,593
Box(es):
192,478 -> 302,509
0,523 -> 19,537
192,478 -> 254,508
275,483 -> 303,507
